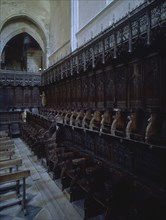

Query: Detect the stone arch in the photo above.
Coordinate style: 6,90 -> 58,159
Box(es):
0,14 -> 48,45
0,23 -> 45,54
0,14 -> 49,67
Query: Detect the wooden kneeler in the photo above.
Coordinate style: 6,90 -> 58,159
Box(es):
0,170 -> 30,215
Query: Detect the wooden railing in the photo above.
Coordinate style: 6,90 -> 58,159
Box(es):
42,0 -> 166,85
0,69 -> 41,87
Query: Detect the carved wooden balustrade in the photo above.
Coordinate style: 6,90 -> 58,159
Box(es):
42,0 -> 166,86
0,69 -> 41,87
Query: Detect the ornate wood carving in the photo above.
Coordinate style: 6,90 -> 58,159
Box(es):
88,74 -> 95,109
116,66 -> 127,109
82,77 -> 88,108
129,62 -> 142,109
105,69 -> 115,109
143,56 -> 160,109
96,73 -> 104,109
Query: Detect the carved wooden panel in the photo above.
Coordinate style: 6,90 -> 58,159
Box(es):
71,79 -> 77,108
66,80 -> 71,108
134,145 -> 165,189
116,66 -> 127,109
48,86 -> 53,107
73,127 -> 83,147
5,87 -> 14,110
129,62 -> 143,109
111,141 -> 133,173
15,87 -> 23,108
105,69 -> 115,109
143,56 -> 160,109
62,83 -> 67,108
95,134 -> 111,160
0,87 -> 5,110
54,86 -> 58,107
58,84 -> 63,107
31,87 -> 40,107
82,76 -> 88,108
88,74 -> 95,109
84,130 -> 95,154
96,73 -> 104,109
76,78 -> 82,108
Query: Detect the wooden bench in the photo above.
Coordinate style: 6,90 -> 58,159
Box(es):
0,151 -> 15,161
0,140 -> 14,146
0,137 -> 10,141
0,144 -> 15,151
0,132 -> 8,138
0,159 -> 22,173
0,170 -> 30,215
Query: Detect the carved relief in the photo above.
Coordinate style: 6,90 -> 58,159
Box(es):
88,75 -> 95,108
144,57 -> 160,108
82,77 -> 88,108
82,109 -> 93,129
130,63 -> 142,108
126,112 -> 137,139
116,67 -> 127,108
100,110 -> 112,133
111,110 -> 124,136
76,79 -> 82,108
96,75 -> 104,109
145,112 -> 157,142
105,71 -> 115,108
89,110 -> 102,131
75,110 -> 85,127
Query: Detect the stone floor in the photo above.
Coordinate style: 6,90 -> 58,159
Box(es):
0,138 -> 84,220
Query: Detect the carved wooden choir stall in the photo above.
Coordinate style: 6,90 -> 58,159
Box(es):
1,0 -> 166,219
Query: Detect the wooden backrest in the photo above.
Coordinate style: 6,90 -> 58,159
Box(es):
0,144 -> 15,151
0,159 -> 22,170
0,151 -> 15,160
0,170 -> 30,183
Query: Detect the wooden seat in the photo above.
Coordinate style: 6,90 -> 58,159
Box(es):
0,151 -> 15,161
0,170 -> 30,215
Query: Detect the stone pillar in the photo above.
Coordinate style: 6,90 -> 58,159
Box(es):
71,0 -> 78,52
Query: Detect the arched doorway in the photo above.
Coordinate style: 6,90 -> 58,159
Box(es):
1,33 -> 43,72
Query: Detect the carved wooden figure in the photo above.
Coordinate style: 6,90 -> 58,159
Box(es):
100,110 -> 112,133
70,109 -> 78,126
89,110 -> 102,131
126,112 -> 137,139
82,109 -> 93,129
111,110 -> 123,136
64,110 -> 72,124
75,110 -> 85,127
145,112 -> 157,142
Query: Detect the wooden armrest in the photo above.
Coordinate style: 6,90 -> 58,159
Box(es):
72,157 -> 87,165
